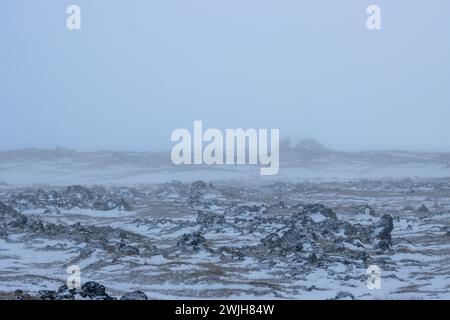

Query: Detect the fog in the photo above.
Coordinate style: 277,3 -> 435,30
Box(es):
1,0 -> 449,152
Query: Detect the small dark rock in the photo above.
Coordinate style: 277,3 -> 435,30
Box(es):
333,291 -> 355,300
38,290 -> 58,300
372,214 -> 394,248
307,253 -> 318,265
118,243 -> 140,256
177,232 -> 207,251
417,204 -> 430,214
375,239 -> 391,251
120,290 -> 148,300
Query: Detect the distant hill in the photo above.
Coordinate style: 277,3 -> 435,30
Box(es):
1,142 -> 450,186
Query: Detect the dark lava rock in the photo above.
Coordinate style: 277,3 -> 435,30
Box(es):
0,201 -> 17,217
79,282 -> 113,300
120,290 -> 148,300
56,285 -> 77,300
0,201 -> 30,230
39,282 -> 115,300
0,226 -> 8,239
188,181 -> 223,207
417,204 -> 430,214
118,242 -> 140,256
307,253 -> 318,265
39,286 -> 75,300
333,291 -> 355,300
1,201 -> 154,257
196,210 -> 226,226
2,200 -> 189,258
375,239 -> 391,251
258,204 -> 395,265
13,290 -> 32,300
371,214 -> 394,248
188,181 -> 209,205
177,232 -> 207,251
38,290 -> 60,300
260,219 -> 307,254
3,185 -> 133,212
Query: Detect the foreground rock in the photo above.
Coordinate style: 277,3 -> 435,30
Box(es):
38,282 -> 148,300
120,290 -> 148,300
39,282 -> 114,300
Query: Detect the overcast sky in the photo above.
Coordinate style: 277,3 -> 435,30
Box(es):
1,0 -> 449,152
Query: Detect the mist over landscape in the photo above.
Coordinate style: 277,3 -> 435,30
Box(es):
1,1 -> 450,153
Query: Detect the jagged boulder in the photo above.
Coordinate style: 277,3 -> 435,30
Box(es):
79,282 -> 113,299
177,232 -> 207,251
120,290 -> 148,300
417,204 -> 430,214
188,181 -> 223,207
0,226 -> 8,239
333,291 -> 355,300
371,214 -> 394,250
118,242 -> 140,256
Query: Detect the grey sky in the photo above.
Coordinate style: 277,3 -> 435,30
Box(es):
1,0 -> 449,152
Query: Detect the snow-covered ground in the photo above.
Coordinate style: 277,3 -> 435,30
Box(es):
1,149 -> 450,299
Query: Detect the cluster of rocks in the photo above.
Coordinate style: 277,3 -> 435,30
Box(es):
1,200 -> 158,300
39,282 -> 147,300
176,231 -> 209,252
182,196 -> 395,269
0,201 -> 157,257
254,204 -> 393,266
2,185 -> 133,212
154,180 -> 190,199
188,181 -> 225,207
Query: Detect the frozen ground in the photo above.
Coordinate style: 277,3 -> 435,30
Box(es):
0,147 -> 450,300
